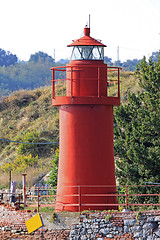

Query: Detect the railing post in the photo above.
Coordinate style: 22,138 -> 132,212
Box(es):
52,69 -> 55,99
38,187 -> 40,212
71,67 -> 73,97
118,68 -> 120,98
22,173 -> 27,209
18,194 -> 20,206
9,170 -> 11,195
106,66 -> 108,97
126,185 -> 128,209
78,186 -> 81,213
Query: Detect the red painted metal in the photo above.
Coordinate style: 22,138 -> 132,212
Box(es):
67,27 -> 106,47
51,65 -> 121,106
51,27 -> 121,212
25,185 -> 160,212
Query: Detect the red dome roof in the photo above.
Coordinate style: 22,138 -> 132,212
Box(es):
67,28 -> 106,47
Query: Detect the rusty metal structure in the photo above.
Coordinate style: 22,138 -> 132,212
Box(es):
51,26 -> 121,212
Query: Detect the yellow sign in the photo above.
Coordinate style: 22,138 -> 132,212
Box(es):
25,213 -> 43,233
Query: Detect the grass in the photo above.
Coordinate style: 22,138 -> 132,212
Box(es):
0,86 -> 59,187
0,165 -> 50,188
25,206 -> 55,213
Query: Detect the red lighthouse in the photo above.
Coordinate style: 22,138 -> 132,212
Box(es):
51,26 -> 121,212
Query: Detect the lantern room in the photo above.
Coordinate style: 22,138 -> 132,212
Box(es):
68,27 -> 105,61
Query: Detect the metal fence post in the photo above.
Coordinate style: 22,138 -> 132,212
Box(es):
118,68 -> 120,98
37,187 -> 40,212
126,185 -> 128,209
22,174 -> 27,208
52,69 -> 55,99
78,186 -> 81,213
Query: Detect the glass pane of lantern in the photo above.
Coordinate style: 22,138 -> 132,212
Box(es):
92,46 -> 99,59
92,46 -> 104,60
80,46 -> 93,59
99,47 -> 104,60
71,46 -> 82,60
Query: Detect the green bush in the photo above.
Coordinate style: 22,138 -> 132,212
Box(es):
0,154 -> 38,172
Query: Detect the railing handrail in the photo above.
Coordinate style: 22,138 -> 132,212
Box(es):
26,185 -> 160,212
51,64 -> 121,100
1,185 -> 160,212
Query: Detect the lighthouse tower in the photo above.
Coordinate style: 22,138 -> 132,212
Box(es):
51,26 -> 121,212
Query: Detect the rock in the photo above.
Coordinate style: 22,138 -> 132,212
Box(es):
131,225 -> 142,231
122,209 -> 131,213
143,223 -> 157,230
80,228 -> 86,235
124,226 -> 129,233
106,233 -> 114,238
153,229 -> 160,237
147,236 -> 154,240
99,228 -> 109,236
124,219 -> 137,226
146,217 -> 155,222
155,216 -> 160,222
133,231 -> 143,238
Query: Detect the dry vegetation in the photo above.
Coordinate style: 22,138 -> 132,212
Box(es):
0,86 -> 59,188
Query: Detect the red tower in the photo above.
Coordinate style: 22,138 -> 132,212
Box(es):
51,26 -> 121,212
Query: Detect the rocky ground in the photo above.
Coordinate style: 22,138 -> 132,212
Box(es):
0,229 -> 69,239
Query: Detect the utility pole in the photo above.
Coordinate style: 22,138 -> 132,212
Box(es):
54,49 -> 55,63
117,46 -> 119,62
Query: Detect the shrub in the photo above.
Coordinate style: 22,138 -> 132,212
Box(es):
15,129 -> 40,157
0,154 -> 38,173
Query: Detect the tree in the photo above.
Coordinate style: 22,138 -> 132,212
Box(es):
29,51 -> 54,63
48,148 -> 59,187
104,56 -> 113,66
114,54 -> 160,186
122,59 -> 141,71
0,49 -> 18,66
149,51 -> 159,63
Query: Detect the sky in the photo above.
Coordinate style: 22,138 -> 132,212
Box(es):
0,0 -> 160,62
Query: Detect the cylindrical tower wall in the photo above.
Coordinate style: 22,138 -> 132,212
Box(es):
66,60 -> 107,97
55,104 -> 117,212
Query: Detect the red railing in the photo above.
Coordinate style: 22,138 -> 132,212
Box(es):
23,185 -> 160,212
51,65 -> 121,99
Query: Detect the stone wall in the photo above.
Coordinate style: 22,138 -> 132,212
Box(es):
1,199 -> 160,239
70,210 -> 160,239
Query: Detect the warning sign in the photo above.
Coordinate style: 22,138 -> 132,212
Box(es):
25,214 -> 43,233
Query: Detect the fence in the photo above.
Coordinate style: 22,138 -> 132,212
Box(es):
25,185 -> 160,212
1,185 -> 160,212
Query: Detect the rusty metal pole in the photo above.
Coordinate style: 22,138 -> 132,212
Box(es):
78,186 -> 81,213
9,170 -> 11,194
125,185 -> 128,209
52,69 -> 55,99
22,174 -> 27,209
118,68 -> 120,98
37,187 -> 40,212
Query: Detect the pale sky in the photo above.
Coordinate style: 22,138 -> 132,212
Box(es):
0,0 -> 160,62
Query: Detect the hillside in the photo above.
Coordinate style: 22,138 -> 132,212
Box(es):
0,71 -> 140,188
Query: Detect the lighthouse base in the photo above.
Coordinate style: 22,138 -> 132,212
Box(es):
55,104 -> 117,212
